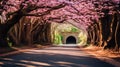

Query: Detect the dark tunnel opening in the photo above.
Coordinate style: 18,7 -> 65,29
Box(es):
66,36 -> 76,44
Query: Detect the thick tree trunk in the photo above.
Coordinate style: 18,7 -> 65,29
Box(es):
114,13 -> 120,51
114,19 -> 119,51
94,24 -> 100,46
87,26 -> 94,45
87,29 -> 91,44
45,23 -> 51,44
91,26 -> 95,45
101,15 -> 111,47
0,25 -> 9,47
117,19 -> 120,51
104,14 -> 117,49
97,21 -> 103,47
117,14 -> 120,50
0,14 -> 22,47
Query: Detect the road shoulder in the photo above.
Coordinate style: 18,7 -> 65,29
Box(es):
80,46 -> 120,67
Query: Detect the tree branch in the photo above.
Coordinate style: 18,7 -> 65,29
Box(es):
22,3 -> 66,17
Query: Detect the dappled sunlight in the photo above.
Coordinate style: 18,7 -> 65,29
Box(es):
84,46 -> 120,58
55,61 -> 73,65
14,63 -> 35,67
0,47 -> 115,67
20,60 -> 51,66
0,58 -> 51,67
23,47 -> 91,57
0,0 -> 119,66
0,62 -> 4,65
54,61 -> 90,67
1,58 -> 13,61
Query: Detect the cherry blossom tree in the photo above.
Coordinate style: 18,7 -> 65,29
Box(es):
1,0 -> 119,50
0,0 -> 66,47
87,0 -> 120,50
0,0 -> 97,47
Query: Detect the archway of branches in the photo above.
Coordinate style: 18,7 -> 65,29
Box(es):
0,0 -> 120,51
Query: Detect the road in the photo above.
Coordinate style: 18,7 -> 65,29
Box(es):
0,46 -> 116,67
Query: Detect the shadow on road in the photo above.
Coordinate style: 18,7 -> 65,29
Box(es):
0,47 -> 116,67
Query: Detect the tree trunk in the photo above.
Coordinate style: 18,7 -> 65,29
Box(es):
94,24 -> 100,46
0,14 -> 22,47
114,13 -> 120,51
116,17 -> 120,51
117,14 -> 120,50
0,25 -> 9,47
97,20 -> 103,47
104,14 -> 117,49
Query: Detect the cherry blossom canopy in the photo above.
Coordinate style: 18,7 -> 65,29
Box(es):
0,0 -> 120,29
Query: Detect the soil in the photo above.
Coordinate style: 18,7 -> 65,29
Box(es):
0,44 -> 51,55
0,47 -> 16,54
82,45 -> 120,63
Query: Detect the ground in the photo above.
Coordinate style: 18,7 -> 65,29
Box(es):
82,45 -> 120,58
0,46 -> 119,67
0,45 -> 120,67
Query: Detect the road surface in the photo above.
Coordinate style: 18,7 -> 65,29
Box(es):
0,46 -> 116,67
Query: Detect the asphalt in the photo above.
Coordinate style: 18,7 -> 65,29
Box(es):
0,46 -> 117,67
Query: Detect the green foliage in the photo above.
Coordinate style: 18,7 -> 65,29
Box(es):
71,27 -> 78,32
61,27 -> 78,32
54,31 -> 62,44
8,42 -> 12,47
7,37 -> 13,47
52,23 -> 87,46
78,32 -> 87,45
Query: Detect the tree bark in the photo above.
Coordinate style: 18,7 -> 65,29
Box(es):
104,14 -> 117,49
0,13 -> 22,47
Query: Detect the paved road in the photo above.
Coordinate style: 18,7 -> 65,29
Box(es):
0,46 -> 116,67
